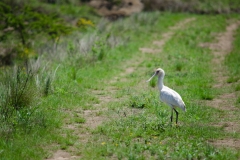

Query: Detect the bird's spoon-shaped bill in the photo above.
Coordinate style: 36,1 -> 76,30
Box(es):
146,72 -> 156,82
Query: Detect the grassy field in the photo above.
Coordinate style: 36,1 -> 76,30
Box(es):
0,4 -> 240,160
71,14 -> 239,159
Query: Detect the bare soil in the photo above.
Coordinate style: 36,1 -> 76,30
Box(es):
46,150 -> 78,160
208,139 -> 240,149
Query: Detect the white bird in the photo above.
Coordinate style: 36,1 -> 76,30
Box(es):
146,68 -> 186,124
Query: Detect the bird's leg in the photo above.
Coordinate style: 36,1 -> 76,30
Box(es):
170,108 -> 173,123
173,108 -> 178,125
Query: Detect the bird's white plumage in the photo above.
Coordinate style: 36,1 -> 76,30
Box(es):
160,86 -> 186,111
147,68 -> 186,124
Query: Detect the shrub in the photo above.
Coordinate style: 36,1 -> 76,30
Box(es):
0,0 -> 73,64
0,66 -> 45,137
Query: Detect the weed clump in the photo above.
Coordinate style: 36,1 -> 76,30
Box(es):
0,66 -> 46,138
175,62 -> 184,71
235,84 -> 240,91
44,76 -> 51,96
200,91 -> 214,100
129,95 -> 146,108
129,93 -> 158,109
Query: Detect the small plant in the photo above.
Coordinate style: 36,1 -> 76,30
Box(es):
91,38 -> 108,61
71,67 -> 77,80
129,95 -> 146,108
67,41 -> 76,56
149,78 -> 156,88
129,93 -> 155,109
236,96 -> 240,104
76,18 -> 95,29
74,117 -> 86,124
175,62 -> 184,71
44,76 -> 51,96
147,72 -> 156,88
73,112 -> 86,123
200,89 -> 214,100
235,84 -> 240,91
227,76 -> 239,83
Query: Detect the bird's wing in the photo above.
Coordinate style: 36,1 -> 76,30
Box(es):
160,86 -> 186,111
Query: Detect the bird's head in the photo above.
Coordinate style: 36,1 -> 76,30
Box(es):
155,68 -> 165,76
146,68 -> 165,82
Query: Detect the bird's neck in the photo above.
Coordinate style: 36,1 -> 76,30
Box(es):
158,75 -> 164,91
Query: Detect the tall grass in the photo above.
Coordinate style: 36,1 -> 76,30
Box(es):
0,66 -> 41,137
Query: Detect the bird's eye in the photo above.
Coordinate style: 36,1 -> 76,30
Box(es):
156,70 -> 159,74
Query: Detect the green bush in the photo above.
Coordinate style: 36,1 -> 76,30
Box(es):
0,0 -> 74,65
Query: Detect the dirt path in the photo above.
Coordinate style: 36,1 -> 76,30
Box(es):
86,17 -> 196,130
46,17 -> 196,160
200,21 -> 240,149
140,18 -> 195,54
47,18 -> 240,159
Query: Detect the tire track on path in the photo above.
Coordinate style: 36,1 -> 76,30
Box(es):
139,18 -> 195,54
200,20 -> 240,149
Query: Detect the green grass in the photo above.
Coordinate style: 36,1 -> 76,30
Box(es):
226,26 -> 240,108
1,5 -> 240,160
73,14 -> 240,159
